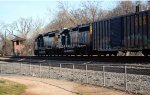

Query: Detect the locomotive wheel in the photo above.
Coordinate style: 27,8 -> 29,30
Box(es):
98,54 -> 101,56
114,53 -> 117,56
84,47 -> 89,55
142,52 -> 148,56
109,54 -> 112,56
144,53 -> 148,56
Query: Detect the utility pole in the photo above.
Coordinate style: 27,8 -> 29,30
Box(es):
4,30 -> 6,56
136,1 -> 141,12
148,0 -> 150,10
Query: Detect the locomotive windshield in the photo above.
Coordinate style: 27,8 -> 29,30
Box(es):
49,33 -> 55,37
79,25 -> 90,32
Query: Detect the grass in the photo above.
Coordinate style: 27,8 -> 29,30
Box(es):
0,78 -> 26,95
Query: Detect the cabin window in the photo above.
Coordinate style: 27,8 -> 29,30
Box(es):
20,41 -> 23,44
49,33 -> 55,37
16,41 -> 19,45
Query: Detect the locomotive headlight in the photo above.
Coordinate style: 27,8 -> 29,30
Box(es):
62,34 -> 65,36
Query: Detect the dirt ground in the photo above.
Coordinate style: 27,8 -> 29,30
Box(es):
0,75 -> 133,95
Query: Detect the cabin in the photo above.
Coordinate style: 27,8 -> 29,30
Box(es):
11,36 -> 25,56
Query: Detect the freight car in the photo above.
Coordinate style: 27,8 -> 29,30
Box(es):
34,10 -> 150,56
92,10 -> 150,56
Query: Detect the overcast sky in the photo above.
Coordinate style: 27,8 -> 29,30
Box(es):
0,0 -> 119,24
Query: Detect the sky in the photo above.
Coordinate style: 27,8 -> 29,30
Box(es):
0,0 -> 118,24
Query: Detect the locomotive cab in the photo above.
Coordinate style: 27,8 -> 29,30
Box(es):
34,34 -> 45,55
43,32 -> 55,55
76,24 -> 92,55
42,30 -> 60,56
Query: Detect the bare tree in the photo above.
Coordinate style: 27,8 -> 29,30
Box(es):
45,1 -> 104,32
0,32 -> 4,49
0,19 -> 32,56
13,17 -> 33,39
45,1 -> 76,31
0,17 -> 45,56
31,18 -> 44,37
0,23 -> 5,56
56,1 -> 77,28
0,23 -> 13,56
69,1 -> 103,24
81,1 -> 102,22
106,1 -> 135,17
45,0 -> 148,35
28,18 -> 44,55
57,1 -> 77,25
2,17 -> 44,56
97,9 -> 108,20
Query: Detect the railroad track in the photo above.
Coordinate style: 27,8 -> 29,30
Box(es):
0,56 -> 150,76
6,56 -> 150,63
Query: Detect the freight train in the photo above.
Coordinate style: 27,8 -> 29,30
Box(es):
34,10 -> 150,56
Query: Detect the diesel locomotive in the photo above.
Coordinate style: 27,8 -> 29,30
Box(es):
34,10 -> 150,56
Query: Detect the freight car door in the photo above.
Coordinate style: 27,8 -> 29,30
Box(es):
110,17 -> 122,49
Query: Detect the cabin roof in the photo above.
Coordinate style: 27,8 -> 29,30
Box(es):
11,36 -> 26,42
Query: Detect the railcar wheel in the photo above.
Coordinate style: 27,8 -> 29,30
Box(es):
142,50 -> 149,56
84,47 -> 89,55
108,54 -> 112,56
143,52 -> 148,56
144,53 -> 148,56
88,54 -> 91,56
98,53 -> 102,56
113,52 -> 118,56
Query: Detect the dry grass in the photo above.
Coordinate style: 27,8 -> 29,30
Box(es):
0,78 -> 26,95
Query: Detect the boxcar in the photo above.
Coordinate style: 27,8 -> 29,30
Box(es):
92,10 -> 150,56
